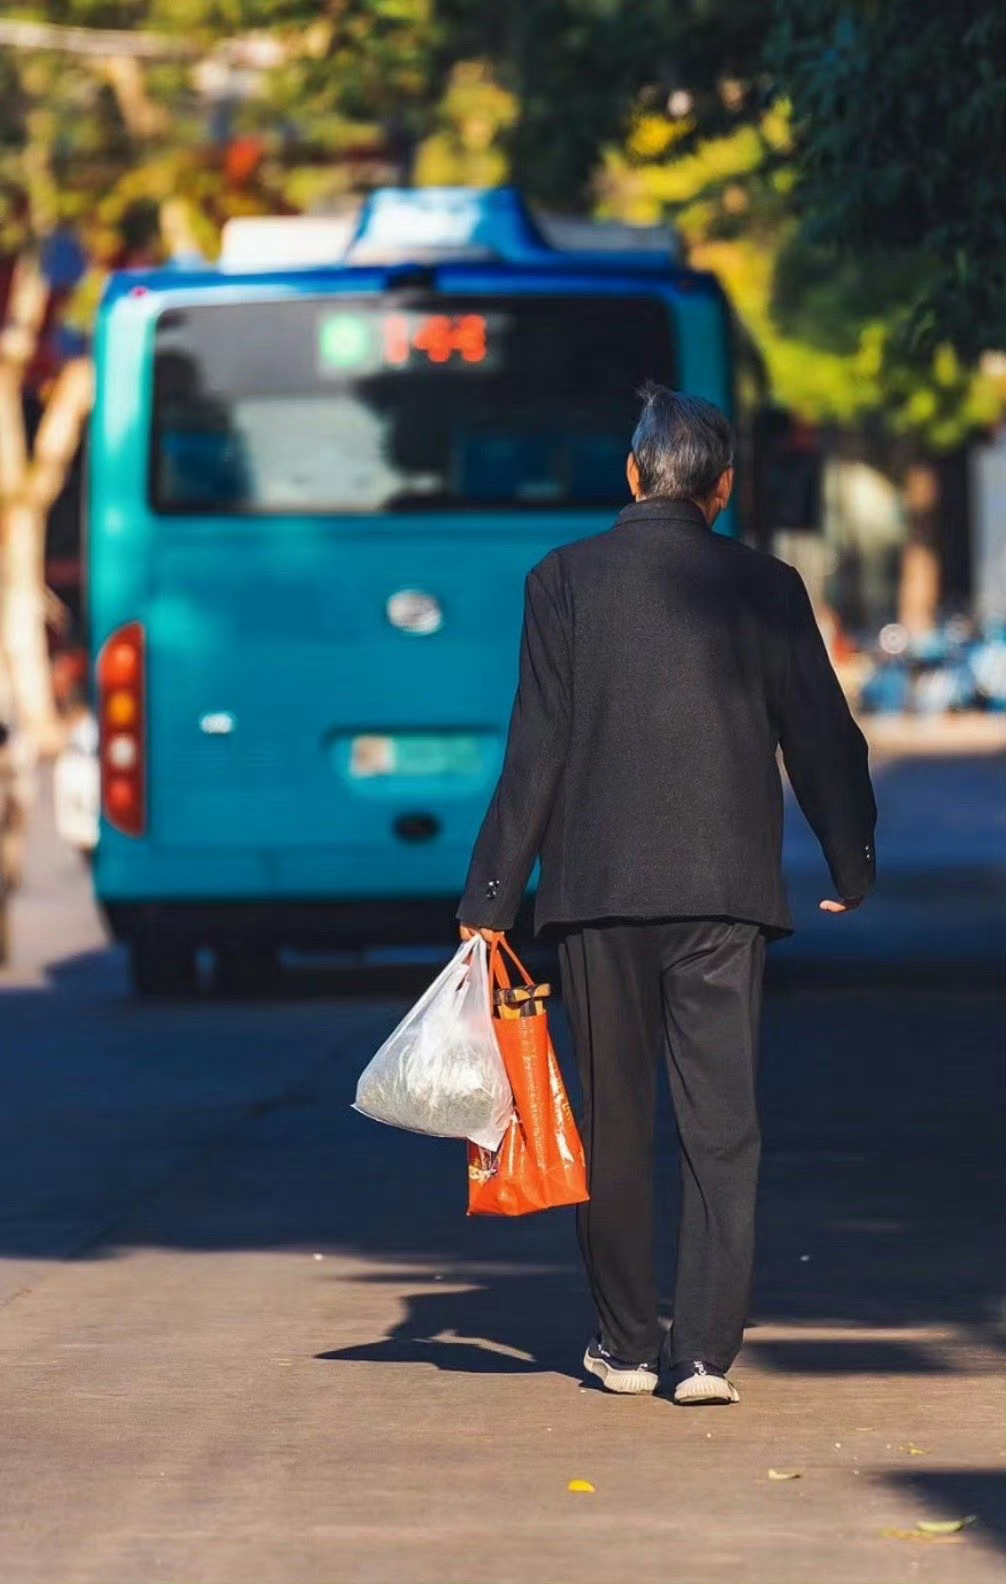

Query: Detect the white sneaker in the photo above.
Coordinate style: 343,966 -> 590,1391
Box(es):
583,1336 -> 660,1395
670,1359 -> 740,1405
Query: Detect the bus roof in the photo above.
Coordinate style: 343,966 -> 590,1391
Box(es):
102,188 -> 708,306
220,188 -> 680,272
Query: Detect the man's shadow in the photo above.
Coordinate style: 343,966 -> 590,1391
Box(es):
316,1267 -> 588,1378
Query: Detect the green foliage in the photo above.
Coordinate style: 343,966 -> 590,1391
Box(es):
477,0 -> 774,209
414,61 -> 517,189
268,0 -> 712,206
1,0 -> 1002,450
0,1 -> 766,235
0,1 -> 445,243
262,0 -> 441,172
599,89 -> 1005,450
445,0 -> 675,209
766,0 -> 1006,363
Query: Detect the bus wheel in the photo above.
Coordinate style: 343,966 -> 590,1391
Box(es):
130,937 -> 198,998
213,941 -> 280,997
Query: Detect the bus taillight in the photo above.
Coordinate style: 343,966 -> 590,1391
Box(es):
97,623 -> 146,836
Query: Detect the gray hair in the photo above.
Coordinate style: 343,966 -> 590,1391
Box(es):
630,384 -> 735,501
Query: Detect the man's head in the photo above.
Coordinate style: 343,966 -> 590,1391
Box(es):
627,384 -> 735,525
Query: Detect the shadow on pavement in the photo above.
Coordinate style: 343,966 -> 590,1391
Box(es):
745,1339 -> 945,1373
316,1267 -> 581,1378
0,951 -> 1003,1350
883,1470 -> 1006,1552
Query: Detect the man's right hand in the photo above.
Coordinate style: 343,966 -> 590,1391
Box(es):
460,924 -> 507,945
819,897 -> 865,913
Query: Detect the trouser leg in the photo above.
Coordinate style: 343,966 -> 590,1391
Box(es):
558,924 -> 664,1363
660,920 -> 766,1372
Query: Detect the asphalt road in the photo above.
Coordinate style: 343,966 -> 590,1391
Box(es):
0,741 -> 1003,1584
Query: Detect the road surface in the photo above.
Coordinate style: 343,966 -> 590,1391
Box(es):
0,735 -> 1003,1583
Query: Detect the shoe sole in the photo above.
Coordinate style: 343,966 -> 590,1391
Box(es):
673,1375 -> 740,1405
583,1349 -> 658,1395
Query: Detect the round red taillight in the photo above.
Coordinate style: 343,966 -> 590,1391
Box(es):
104,642 -> 139,686
106,777 -> 137,816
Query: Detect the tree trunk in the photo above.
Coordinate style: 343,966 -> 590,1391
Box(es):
898,460 -> 942,636
1,498 -> 59,752
0,357 -> 93,756
103,54 -> 166,139
0,249 -> 53,754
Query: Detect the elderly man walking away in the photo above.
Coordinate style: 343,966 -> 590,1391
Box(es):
458,384 -> 876,1404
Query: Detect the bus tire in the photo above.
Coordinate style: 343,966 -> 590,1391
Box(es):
130,937 -> 198,998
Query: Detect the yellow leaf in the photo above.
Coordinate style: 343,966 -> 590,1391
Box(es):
567,1479 -> 595,1494
768,1469 -> 802,1481
898,1443 -> 927,1456
917,1517 -> 976,1534
932,344 -> 960,389
882,1528 -> 961,1543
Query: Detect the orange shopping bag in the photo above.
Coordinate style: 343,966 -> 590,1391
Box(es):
467,940 -> 589,1217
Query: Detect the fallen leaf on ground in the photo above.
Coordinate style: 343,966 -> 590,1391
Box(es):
567,1479 -> 595,1494
767,1469 -> 802,1481
899,1443 -> 927,1456
882,1528 -> 963,1544
917,1517 -> 976,1534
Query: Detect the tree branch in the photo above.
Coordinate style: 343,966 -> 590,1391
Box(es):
0,19 -> 196,60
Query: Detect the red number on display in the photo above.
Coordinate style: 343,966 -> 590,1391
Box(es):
456,314 -> 487,363
414,315 -> 453,363
382,312 -> 410,367
391,313 -> 488,366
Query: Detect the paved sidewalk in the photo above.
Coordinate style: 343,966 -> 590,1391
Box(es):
0,728 -> 1001,1584
0,973 -> 1000,1584
775,721 -> 1005,985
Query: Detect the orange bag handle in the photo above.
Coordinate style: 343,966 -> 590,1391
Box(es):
489,938 -> 535,992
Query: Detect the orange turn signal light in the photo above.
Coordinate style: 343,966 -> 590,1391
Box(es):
106,690 -> 137,728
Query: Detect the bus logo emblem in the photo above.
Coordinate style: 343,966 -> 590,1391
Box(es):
386,590 -> 444,636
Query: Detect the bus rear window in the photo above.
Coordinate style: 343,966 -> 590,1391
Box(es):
150,294 -> 675,514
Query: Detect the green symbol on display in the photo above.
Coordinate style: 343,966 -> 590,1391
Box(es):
318,313 -> 372,370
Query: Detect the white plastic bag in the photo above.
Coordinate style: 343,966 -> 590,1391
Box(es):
353,937 -> 513,1150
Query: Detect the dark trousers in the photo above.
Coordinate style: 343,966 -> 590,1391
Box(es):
558,918 -> 766,1371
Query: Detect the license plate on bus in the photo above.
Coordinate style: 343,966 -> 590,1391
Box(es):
350,734 -> 483,778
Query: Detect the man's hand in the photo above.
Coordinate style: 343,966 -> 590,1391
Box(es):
460,924 -> 507,944
819,897 -> 865,914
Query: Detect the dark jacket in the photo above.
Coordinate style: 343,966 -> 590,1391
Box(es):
458,498 -> 876,936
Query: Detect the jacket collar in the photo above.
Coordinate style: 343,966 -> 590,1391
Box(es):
615,498 -> 710,532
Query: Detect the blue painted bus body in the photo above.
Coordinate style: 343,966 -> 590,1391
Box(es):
89,190 -> 738,966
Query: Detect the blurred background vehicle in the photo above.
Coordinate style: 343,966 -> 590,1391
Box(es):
52,706 -> 98,859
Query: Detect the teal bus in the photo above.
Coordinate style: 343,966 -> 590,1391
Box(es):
89,187 -> 767,994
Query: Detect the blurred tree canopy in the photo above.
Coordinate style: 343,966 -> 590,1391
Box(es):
597,0 -> 1006,450
767,0 -> 1005,366
0,0 -> 1000,746
0,0 -> 1002,448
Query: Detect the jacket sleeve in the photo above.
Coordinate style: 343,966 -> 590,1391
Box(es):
457,559 -> 571,930
778,567 -> 877,899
